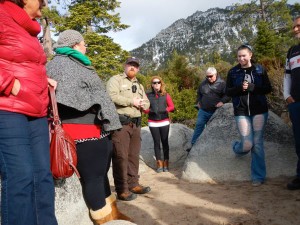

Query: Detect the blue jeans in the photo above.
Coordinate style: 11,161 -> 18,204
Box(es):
0,111 -> 57,225
288,102 -> 300,178
233,112 -> 268,182
191,109 -> 214,145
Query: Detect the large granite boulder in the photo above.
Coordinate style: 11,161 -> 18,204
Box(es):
54,176 -> 90,224
140,123 -> 192,170
0,161 -> 148,225
1,109 -> 296,223
54,161 -> 148,225
182,103 -> 296,183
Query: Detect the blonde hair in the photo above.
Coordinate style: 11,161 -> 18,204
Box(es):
150,76 -> 166,96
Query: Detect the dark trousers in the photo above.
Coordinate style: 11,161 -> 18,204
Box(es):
76,137 -> 112,211
149,125 -> 170,160
288,102 -> 300,177
111,124 -> 141,194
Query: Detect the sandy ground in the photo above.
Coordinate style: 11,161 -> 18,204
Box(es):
115,167 -> 300,225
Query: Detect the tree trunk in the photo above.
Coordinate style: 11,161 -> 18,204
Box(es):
259,0 -> 266,21
41,1 -> 53,58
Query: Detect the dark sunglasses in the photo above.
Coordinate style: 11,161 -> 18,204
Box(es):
206,75 -> 214,78
152,81 -> 161,84
132,85 -> 137,93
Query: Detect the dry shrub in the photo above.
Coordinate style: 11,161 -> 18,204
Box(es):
261,58 -> 287,116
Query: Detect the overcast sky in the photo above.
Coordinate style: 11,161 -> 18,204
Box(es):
107,0 -> 298,51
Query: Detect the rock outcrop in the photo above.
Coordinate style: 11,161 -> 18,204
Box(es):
0,107 -> 296,223
140,123 -> 192,170
182,103 -> 296,183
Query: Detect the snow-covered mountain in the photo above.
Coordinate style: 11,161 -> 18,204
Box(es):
130,6 -> 255,71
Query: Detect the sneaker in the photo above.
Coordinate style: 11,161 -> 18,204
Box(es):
130,185 -> 151,194
117,192 -> 137,201
287,177 -> 300,190
252,180 -> 263,187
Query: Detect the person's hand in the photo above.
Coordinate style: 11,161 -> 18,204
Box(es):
286,96 -> 295,105
11,79 -> 20,96
133,97 -> 143,108
47,78 -> 57,90
133,98 -> 148,109
242,81 -> 248,91
216,102 -> 224,108
140,99 -> 148,110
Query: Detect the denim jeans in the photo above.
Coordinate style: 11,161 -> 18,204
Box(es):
0,111 -> 57,225
191,109 -> 214,145
288,102 -> 300,178
233,112 -> 268,182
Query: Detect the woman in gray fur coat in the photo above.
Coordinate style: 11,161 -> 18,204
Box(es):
47,30 -> 130,224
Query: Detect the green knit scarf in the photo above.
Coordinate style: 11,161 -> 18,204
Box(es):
55,47 -> 92,66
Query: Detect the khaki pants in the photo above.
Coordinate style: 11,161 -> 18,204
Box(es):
111,123 -> 141,194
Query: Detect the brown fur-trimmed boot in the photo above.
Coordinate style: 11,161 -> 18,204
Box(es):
156,160 -> 163,173
90,203 -> 113,225
106,194 -> 132,221
163,160 -> 169,172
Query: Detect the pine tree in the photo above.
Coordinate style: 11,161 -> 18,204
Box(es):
162,51 -> 199,90
231,0 -> 293,62
254,20 -> 277,60
84,32 -> 128,81
55,0 -> 128,33
42,0 -> 130,77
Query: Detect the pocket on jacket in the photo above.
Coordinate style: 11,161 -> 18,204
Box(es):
16,86 -> 42,114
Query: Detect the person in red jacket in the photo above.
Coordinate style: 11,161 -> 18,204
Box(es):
144,76 -> 175,172
0,1 -> 58,224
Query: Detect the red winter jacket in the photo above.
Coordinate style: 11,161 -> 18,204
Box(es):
0,5 -> 49,117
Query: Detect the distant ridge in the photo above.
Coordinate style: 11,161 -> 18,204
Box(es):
130,6 -> 255,71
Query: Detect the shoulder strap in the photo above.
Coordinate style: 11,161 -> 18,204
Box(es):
49,86 -> 60,124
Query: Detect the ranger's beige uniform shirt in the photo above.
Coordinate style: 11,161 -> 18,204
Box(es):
106,73 -> 150,118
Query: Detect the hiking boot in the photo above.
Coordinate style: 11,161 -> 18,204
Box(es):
163,160 -> 169,172
130,185 -> 151,194
106,194 -> 132,221
90,204 -> 113,225
287,177 -> 300,190
156,160 -> 163,173
117,192 -> 137,201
